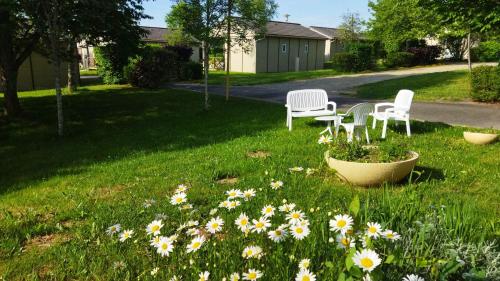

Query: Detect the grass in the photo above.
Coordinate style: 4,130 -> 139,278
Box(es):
0,85 -> 499,280
356,70 -> 472,102
200,69 -> 346,85
79,69 -> 98,76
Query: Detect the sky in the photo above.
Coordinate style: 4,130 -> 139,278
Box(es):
140,0 -> 372,28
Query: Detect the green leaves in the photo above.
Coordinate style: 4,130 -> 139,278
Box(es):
349,195 -> 360,217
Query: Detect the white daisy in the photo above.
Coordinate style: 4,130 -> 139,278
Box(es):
150,235 -> 161,247
119,229 -> 133,242
186,227 -> 202,236
106,224 -> 121,236
146,220 -> 163,236
306,168 -> 316,176
402,274 -> 424,281
205,217 -> 224,234
175,184 -> 189,193
228,200 -> 241,210
286,210 -> 306,225
298,259 -> 311,270
279,203 -> 296,213
219,200 -> 230,208
229,273 -> 240,281
382,229 -> 401,241
261,205 -> 276,218
268,227 -> 287,242
242,269 -> 263,280
295,269 -> 316,281
156,236 -> 174,257
289,167 -> 304,172
366,222 -> 382,239
235,213 -> 250,232
170,192 -> 187,205
143,199 -> 156,208
243,189 -> 256,201
170,276 -> 181,281
318,135 -> 332,144
242,245 -> 263,259
251,217 -> 271,233
199,271 -> 210,281
329,214 -> 353,234
187,220 -> 199,227
150,267 -> 159,276
187,235 -> 205,253
352,249 -> 382,272
270,180 -> 284,190
290,224 -> 310,240
363,274 -> 372,281
336,234 -> 356,249
226,189 -> 243,199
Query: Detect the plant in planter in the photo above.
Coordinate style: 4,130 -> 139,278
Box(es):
463,128 -> 498,145
320,137 -> 419,187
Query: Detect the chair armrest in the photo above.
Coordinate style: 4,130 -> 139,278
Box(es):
374,102 -> 394,113
326,101 -> 337,114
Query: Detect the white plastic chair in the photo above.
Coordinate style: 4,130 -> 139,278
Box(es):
371,90 -> 414,139
285,89 -> 336,131
338,103 -> 374,143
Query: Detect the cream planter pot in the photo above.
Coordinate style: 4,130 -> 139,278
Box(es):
325,151 -> 419,187
463,132 -> 498,145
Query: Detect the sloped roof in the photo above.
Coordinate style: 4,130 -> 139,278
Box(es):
141,26 -> 171,43
309,26 -> 342,39
265,21 -> 328,40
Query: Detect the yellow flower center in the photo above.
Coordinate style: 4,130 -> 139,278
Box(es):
387,233 -> 394,238
275,230 -> 282,236
360,257 -> 374,268
248,272 -> 256,279
302,276 -> 310,281
247,250 -> 253,256
341,238 -> 349,246
241,219 -> 248,225
212,223 -> 219,229
369,226 -> 377,233
337,220 -> 346,227
292,213 -> 300,219
162,243 -> 168,250
176,197 -> 183,203
192,242 -> 201,249
152,225 -> 160,232
256,222 -> 264,228
296,227 -> 303,234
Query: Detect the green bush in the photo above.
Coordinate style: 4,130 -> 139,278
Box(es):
384,52 -> 415,68
323,61 -> 334,69
470,66 -> 500,102
128,49 -> 180,88
331,52 -> 357,72
471,41 -> 500,62
95,44 -> 138,84
346,42 -> 375,71
180,61 -> 203,80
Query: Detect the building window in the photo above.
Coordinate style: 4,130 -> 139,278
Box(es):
281,43 -> 287,53
304,43 -> 309,53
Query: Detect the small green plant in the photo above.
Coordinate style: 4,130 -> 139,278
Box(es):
385,52 -> 414,68
470,65 -> 499,102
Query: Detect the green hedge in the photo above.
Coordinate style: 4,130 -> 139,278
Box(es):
471,41 -> 500,62
385,52 -> 414,68
331,42 -> 375,72
331,52 -> 357,72
470,65 -> 499,102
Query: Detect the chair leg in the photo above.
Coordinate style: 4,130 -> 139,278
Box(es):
286,113 -> 289,127
365,127 -> 370,144
382,119 -> 388,139
406,118 -> 411,137
288,117 -> 293,131
372,117 -> 377,129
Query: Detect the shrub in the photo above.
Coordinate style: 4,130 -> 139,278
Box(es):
128,49 -> 180,88
331,52 -> 357,72
165,46 -> 194,62
385,52 -> 415,68
180,61 -> 203,80
407,45 -> 442,65
471,41 -> 500,62
346,42 -> 375,71
323,61 -> 334,69
470,65 -> 500,102
95,43 -> 139,84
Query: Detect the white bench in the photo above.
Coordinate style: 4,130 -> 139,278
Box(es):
285,89 -> 336,131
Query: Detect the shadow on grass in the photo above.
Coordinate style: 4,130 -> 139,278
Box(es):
382,120 -> 452,136
0,87 -> 283,194
411,166 -> 446,183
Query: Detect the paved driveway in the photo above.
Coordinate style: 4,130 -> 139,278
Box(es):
171,63 -> 500,129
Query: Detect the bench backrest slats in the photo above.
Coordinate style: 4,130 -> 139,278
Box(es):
287,89 -> 328,111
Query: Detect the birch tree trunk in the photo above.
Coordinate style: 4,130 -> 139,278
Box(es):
467,32 -> 472,72
225,0 -> 232,101
48,4 -> 64,136
202,41 -> 210,110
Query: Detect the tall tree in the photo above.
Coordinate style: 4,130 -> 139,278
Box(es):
224,0 -> 277,100
338,12 -> 364,42
167,0 -> 227,110
0,0 -> 43,116
419,0 -> 500,71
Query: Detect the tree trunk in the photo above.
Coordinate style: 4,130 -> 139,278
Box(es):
202,41 -> 210,110
48,4 -> 64,137
2,66 -> 22,116
67,42 -> 80,93
225,0 -> 233,101
467,33 -> 472,72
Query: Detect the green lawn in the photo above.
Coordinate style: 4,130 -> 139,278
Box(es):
0,85 -> 499,280
356,71 -> 471,102
79,69 -> 98,76
202,69 -> 346,85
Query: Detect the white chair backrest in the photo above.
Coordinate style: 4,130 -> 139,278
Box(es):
394,90 -> 414,114
345,103 -> 374,126
287,89 -> 328,111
